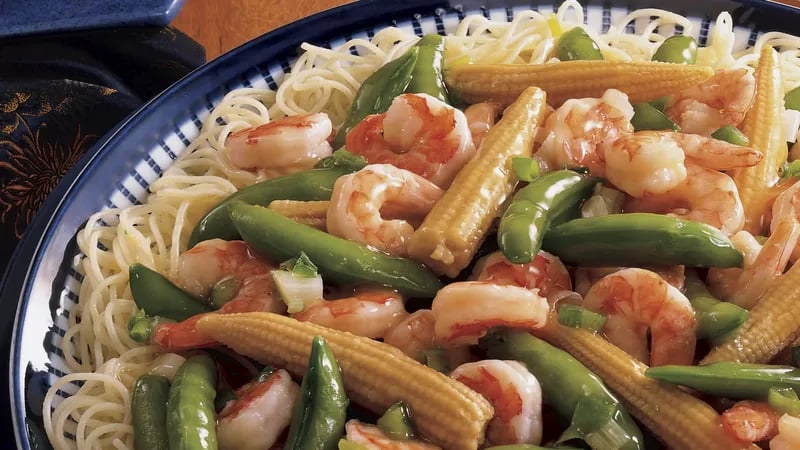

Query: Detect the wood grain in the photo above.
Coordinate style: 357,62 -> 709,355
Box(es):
171,0 -> 352,60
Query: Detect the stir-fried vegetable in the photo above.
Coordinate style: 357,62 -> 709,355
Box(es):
651,35 -> 698,64
376,401 -> 417,440
646,362 -> 800,399
166,354 -> 218,450
132,374 -> 170,450
630,102 -> 680,131
556,27 -> 604,61
684,271 -> 748,343
408,34 -> 450,103
130,263 -> 213,319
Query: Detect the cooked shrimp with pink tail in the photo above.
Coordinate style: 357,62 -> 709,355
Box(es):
291,288 -> 407,339
574,265 -> 685,297
471,250 -> 573,306
771,178 -> 800,262
451,360 -> 543,446
665,68 -> 756,135
154,239 -> 285,350
345,93 -> 476,187
536,88 -> 634,176
326,164 -> 444,257
217,368 -> 300,450
721,401 -> 780,444
343,420 -> 442,449
431,281 -> 549,348
383,309 -> 436,361
464,101 -> 503,148
582,268 -> 697,366
225,112 -> 333,175
623,164 -> 746,235
603,130 -> 762,198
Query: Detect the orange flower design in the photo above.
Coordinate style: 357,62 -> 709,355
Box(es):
0,114 -> 95,238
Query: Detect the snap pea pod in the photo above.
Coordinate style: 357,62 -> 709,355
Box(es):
167,353 -> 218,450
132,374 -> 170,450
498,169 -> 596,264
332,47 -> 420,148
481,329 -> 644,450
684,270 -> 748,343
407,34 -> 450,103
651,35 -> 698,64
711,124 -> 750,146
376,401 -> 416,440
230,202 -> 443,298
786,85 -> 800,111
542,213 -> 744,268
556,27 -> 604,61
129,263 -> 213,321
631,102 -> 680,131
646,362 -> 800,400
284,335 -> 349,450
188,167 -> 354,247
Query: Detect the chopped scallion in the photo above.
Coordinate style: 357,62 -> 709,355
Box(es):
315,149 -> 368,171
768,386 -> 800,417
511,156 -> 541,182
279,252 -> 319,278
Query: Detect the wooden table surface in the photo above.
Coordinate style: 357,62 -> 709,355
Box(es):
172,0 -> 352,61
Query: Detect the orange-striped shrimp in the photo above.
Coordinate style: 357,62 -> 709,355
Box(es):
464,101 -> 503,148
471,250 -> 573,306
291,289 -> 407,339
342,420 -> 442,449
345,93 -> 476,188
722,401 -> 780,444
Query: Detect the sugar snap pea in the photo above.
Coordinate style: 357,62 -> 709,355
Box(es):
786,85 -> 800,111
167,353 -> 218,450
407,34 -> 450,103
556,27 -> 604,61
631,102 -> 680,131
652,35 -> 698,64
542,213 -> 744,268
646,362 -> 800,400
129,263 -> 213,321
376,401 -> 416,440
711,124 -> 750,146
230,202 -> 442,297
132,374 -> 170,450
684,270 -> 748,343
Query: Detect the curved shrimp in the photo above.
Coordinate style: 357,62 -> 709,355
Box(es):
623,164 -> 745,235
464,101 -> 503,148
225,113 -> 333,174
706,219 -> 800,309
574,265 -> 685,297
291,289 -> 407,339
431,281 -> 549,348
721,401 -> 780,444
383,309 -> 436,361
326,164 -> 444,257
666,69 -> 756,135
343,420 -> 442,449
770,414 -> 800,450
535,88 -> 634,176
153,239 -> 284,350
217,368 -> 300,450
582,268 -> 697,366
450,360 -> 543,446
345,93 -> 476,188
771,178 -> 800,262
471,250 -> 573,305
604,131 -> 762,197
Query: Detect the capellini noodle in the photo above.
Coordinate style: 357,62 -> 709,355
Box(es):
42,2 -> 800,448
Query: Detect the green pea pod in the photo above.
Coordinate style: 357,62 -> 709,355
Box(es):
542,213 -> 744,268
189,167 -> 354,247
407,34 -> 450,103
498,170 -> 596,264
333,47 -> 420,148
785,85 -> 800,112
646,362 -> 800,399
631,102 -> 680,132
132,374 -> 170,450
711,124 -> 750,146
376,401 -> 416,440
652,35 -> 698,64
481,329 -> 644,450
556,27 -> 604,61
167,353 -> 218,450
284,335 -> 349,450
129,263 -> 213,321
683,270 -> 748,343
230,202 -> 443,298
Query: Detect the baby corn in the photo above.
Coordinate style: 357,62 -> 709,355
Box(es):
702,260 -> 800,364
197,312 -> 494,450
732,46 -> 786,234
536,323 -> 757,450
446,60 -> 714,107
268,200 -> 329,230
408,86 -> 547,277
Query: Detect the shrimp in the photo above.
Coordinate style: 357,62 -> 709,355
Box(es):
463,101 -> 503,148
706,219 -> 800,309
666,69 -> 756,135
291,289 -> 407,339
153,239 -> 285,350
343,420 -> 442,449
383,309 -> 436,361
431,281 -> 549,348
217,368 -> 300,450
471,250 -> 573,305
604,131 -> 762,198
722,401 -> 780,444
326,164 -> 444,257
535,88 -> 634,176
582,268 -> 697,366
623,164 -> 745,235
770,414 -> 800,450
225,113 -> 333,174
771,178 -> 800,262
345,93 -> 476,188
573,265 -> 685,297
450,360 -> 543,446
